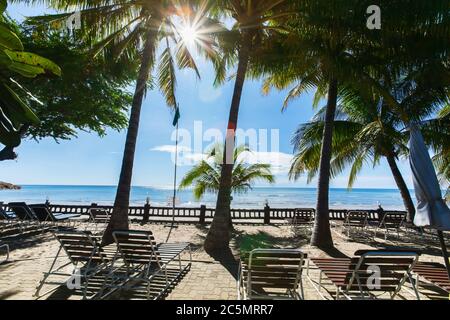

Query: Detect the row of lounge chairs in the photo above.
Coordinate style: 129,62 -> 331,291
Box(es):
35,229 -> 191,300
0,202 -> 82,236
239,248 -> 450,300
3,203 -> 448,300
292,209 -> 417,240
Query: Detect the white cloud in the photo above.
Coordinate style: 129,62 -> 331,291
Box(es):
150,145 -> 207,165
240,151 -> 293,174
150,145 -> 192,153
151,145 -> 294,172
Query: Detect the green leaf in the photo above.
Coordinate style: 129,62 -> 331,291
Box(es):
4,49 -> 61,76
158,45 -> 177,107
0,25 -> 24,51
0,0 -> 6,15
0,49 -> 12,67
8,61 -> 45,77
0,83 -> 40,125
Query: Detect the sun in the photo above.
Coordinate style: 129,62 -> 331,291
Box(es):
180,24 -> 200,45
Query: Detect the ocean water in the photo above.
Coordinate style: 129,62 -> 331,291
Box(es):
0,185 -> 424,210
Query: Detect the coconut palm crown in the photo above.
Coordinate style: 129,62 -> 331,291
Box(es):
179,143 -> 275,200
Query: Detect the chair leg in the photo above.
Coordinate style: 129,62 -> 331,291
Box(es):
34,246 -> 62,297
299,278 -> 305,299
318,271 -> 323,293
409,273 -> 421,300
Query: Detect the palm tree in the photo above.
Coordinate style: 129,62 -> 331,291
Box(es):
203,0 -> 293,251
21,0 -> 222,244
256,0 -> 450,246
290,57 -> 450,222
179,143 -> 275,200
255,1 -> 380,248
289,91 -> 416,220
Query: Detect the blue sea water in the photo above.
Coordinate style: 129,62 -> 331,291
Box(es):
0,185 -> 425,210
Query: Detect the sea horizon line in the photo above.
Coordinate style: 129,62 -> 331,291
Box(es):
4,183 -> 423,192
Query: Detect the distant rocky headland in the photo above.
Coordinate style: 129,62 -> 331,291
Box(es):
0,181 -> 21,190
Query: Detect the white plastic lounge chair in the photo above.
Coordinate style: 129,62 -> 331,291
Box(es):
238,249 -> 306,300
101,230 -> 191,300
310,250 -> 420,300
34,230 -> 113,299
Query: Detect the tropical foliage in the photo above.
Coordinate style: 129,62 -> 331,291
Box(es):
8,0 -> 450,251
290,95 -> 414,219
19,0 -> 223,244
0,0 -> 60,160
14,23 -> 137,141
256,0 -> 450,246
179,144 -> 275,200
254,0 -> 383,247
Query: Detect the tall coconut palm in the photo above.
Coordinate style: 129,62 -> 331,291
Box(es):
290,57 -> 450,222
20,0 -> 223,244
255,0 -> 381,248
203,0 -> 294,251
179,143 -> 275,200
289,91 -> 415,219
255,0 -> 450,246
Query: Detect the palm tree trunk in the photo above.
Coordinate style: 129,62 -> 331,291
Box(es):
102,31 -> 155,245
310,77 -> 338,248
204,33 -> 251,252
386,152 -> 416,222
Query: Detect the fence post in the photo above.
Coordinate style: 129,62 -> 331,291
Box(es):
199,205 -> 206,224
264,204 -> 271,224
142,199 -> 151,225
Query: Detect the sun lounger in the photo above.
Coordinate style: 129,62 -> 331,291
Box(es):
375,211 -> 406,240
0,206 -> 24,236
343,211 -> 369,236
0,220 -> 23,237
7,202 -> 38,221
413,261 -> 450,294
7,202 -> 45,233
309,249 -> 420,299
291,208 -> 315,234
30,204 -> 81,226
238,248 -> 306,300
34,230 -> 114,299
101,230 -> 191,300
0,206 -> 16,220
86,208 -> 110,234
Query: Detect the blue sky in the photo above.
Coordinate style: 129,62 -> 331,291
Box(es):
0,2 -> 414,189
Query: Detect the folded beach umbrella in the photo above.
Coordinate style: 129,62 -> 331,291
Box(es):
409,125 -> 450,278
